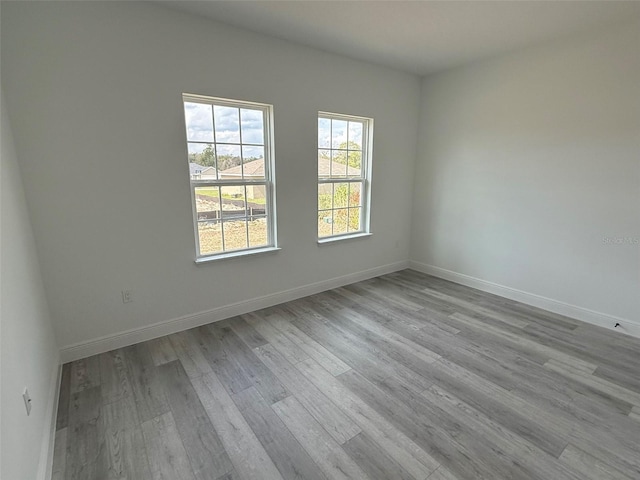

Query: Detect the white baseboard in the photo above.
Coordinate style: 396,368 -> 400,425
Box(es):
37,360 -> 62,480
409,261 -> 640,339
60,261 -> 409,363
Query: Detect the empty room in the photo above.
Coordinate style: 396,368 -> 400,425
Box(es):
2,1 -> 639,479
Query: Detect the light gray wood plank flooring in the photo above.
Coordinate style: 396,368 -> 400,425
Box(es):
52,269 -> 640,480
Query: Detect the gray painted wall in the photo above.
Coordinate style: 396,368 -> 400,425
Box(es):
1,86 -> 59,480
1,1 -> 420,349
412,19 -> 640,323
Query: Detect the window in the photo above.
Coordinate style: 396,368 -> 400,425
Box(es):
183,94 -> 276,260
317,112 -> 373,240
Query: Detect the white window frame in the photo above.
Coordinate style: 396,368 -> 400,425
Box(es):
182,93 -> 278,262
317,111 -> 373,243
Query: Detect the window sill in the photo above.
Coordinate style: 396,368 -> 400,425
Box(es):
195,246 -> 281,264
317,232 -> 372,245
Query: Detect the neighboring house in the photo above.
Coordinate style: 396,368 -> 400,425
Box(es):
189,162 -> 218,180
219,158 -> 266,179
317,157 -> 361,195
217,159 -> 266,199
317,156 -> 361,178
218,157 -> 360,198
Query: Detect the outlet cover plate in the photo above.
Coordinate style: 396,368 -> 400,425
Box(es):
122,290 -> 133,303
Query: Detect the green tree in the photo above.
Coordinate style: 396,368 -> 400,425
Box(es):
200,145 -> 216,167
217,154 -> 242,171
320,141 -> 361,169
190,147 -> 264,172
189,145 -> 216,167
318,183 -> 361,231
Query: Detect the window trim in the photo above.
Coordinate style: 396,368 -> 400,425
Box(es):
183,93 -> 277,262
317,111 -> 373,241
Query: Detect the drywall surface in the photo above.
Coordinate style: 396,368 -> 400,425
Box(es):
412,19 -> 640,323
1,86 -> 59,480
1,1 -> 419,348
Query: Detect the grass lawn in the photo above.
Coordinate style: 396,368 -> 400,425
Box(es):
196,187 -> 266,205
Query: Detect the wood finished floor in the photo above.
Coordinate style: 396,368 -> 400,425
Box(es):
52,269 -> 640,480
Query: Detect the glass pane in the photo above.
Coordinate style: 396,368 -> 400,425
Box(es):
240,108 -> 264,144
333,208 -> 348,235
331,119 -> 347,149
318,184 -> 332,210
242,146 -> 265,179
348,121 -> 363,150
247,185 -> 267,205
347,151 -> 362,175
318,117 -> 331,148
349,182 -> 362,207
198,222 -> 223,255
248,216 -> 268,247
248,198 -> 267,218
184,102 -> 214,142
347,207 -> 362,232
195,186 -> 221,221
216,144 -> 242,174
214,105 -> 240,143
331,150 -> 347,177
220,186 -> 247,222
333,183 -> 348,208
188,143 -> 217,179
318,150 -> 331,177
318,210 -> 333,238
222,220 -> 248,251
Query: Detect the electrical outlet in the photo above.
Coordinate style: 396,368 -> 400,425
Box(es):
122,290 -> 133,303
23,388 -> 32,416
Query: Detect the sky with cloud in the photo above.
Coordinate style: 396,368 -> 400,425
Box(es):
184,102 -> 265,159
318,118 -> 363,151
185,102 -> 365,163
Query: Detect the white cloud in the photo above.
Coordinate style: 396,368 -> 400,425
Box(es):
319,118 -> 364,150
184,102 -> 265,148
184,102 -> 214,141
213,105 -> 240,143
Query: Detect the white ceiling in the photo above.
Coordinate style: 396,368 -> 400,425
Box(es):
160,1 -> 640,76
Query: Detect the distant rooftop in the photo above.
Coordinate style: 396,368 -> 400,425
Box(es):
189,163 -> 217,177
219,157 -> 361,177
